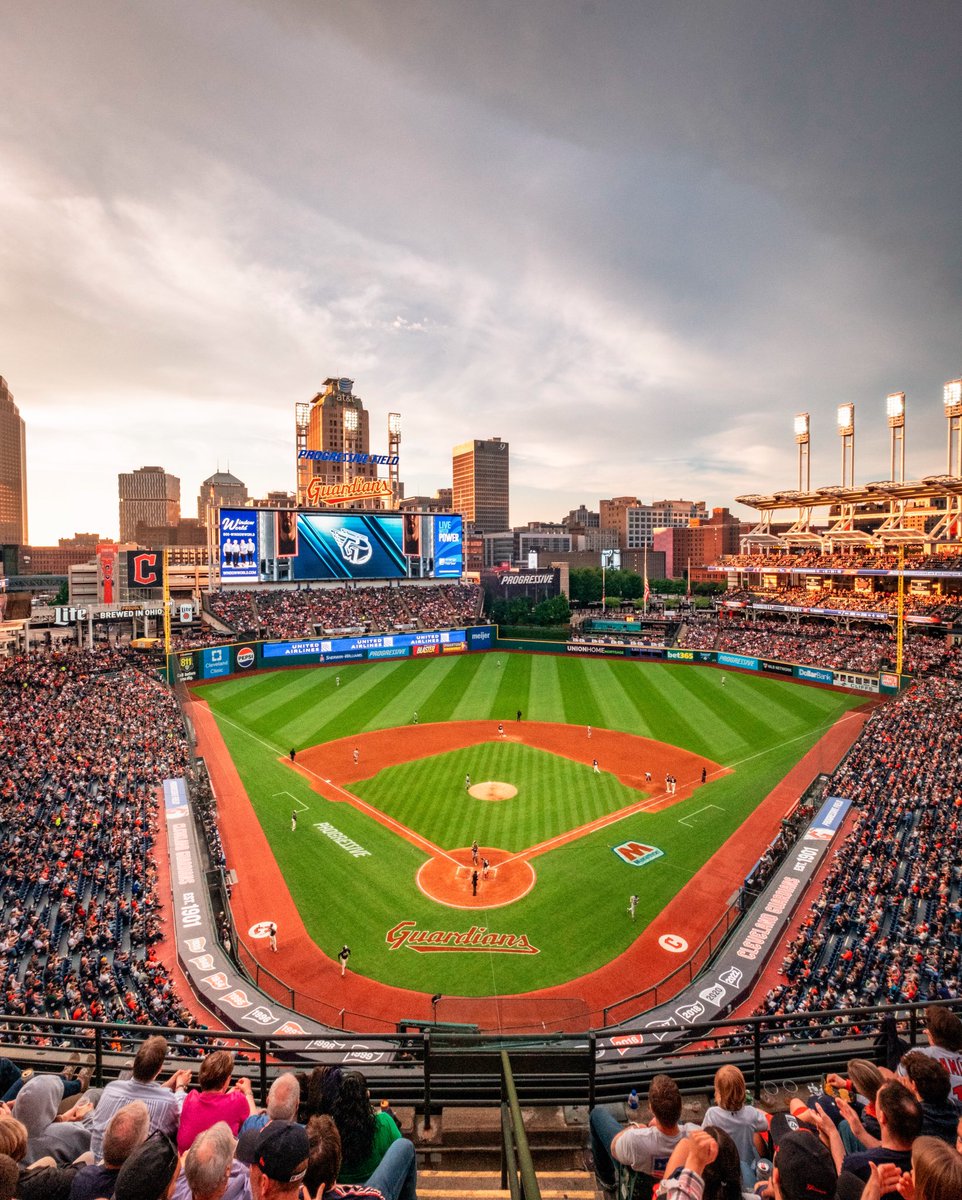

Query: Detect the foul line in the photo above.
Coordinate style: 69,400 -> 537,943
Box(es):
499,709 -> 863,868
678,803 -> 723,828
212,710 -> 460,869
272,790 -> 308,812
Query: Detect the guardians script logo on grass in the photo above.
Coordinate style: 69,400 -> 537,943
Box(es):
386,920 -> 539,954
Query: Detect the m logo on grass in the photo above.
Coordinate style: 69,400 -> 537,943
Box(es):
613,841 -> 664,867
386,920 -> 539,954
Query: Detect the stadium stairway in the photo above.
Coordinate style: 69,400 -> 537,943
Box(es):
410,1104 -> 596,1198
418,1168 -> 596,1198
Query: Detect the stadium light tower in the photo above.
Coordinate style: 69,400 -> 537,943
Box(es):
886,392 -> 906,483
294,401 -> 310,506
387,412 -> 401,509
794,413 -> 810,491
837,403 -> 855,487
945,378 -> 962,477
343,406 -> 360,485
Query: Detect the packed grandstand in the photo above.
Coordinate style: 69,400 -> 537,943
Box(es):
2,571 -> 962,1199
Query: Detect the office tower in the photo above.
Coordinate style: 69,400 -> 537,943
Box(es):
452,436 -> 509,534
198,469 -> 248,526
296,377 -> 387,507
0,376 -> 28,546
118,466 -> 180,543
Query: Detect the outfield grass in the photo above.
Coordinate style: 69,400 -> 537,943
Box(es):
200,654 -> 864,994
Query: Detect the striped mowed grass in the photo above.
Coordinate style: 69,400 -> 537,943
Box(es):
200,653 -> 863,994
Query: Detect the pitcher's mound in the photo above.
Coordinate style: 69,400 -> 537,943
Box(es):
468,781 -> 517,801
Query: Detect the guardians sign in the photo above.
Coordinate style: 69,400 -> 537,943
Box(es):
385,920 -> 539,954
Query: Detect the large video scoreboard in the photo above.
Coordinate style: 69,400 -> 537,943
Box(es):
218,509 -> 463,583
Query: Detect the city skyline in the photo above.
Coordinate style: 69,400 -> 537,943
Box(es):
4,2 -> 962,544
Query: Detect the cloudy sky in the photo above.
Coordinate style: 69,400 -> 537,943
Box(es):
3,1 -> 961,544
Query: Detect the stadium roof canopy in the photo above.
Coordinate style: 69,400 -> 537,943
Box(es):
736,475 -> 962,512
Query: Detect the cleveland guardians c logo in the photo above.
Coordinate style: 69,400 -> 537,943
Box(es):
131,552 -> 161,587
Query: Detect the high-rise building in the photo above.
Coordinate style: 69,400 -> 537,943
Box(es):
197,470 -> 248,526
118,466 -> 180,543
653,507 -> 744,577
452,437 -> 509,534
601,496 -> 707,549
0,377 -> 28,547
297,377 -> 390,508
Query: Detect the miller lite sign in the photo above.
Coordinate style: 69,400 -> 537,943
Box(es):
127,551 -> 164,589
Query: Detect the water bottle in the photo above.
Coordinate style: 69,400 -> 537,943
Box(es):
627,1088 -> 639,1112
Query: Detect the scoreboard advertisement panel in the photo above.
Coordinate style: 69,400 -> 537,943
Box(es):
292,513 -> 406,580
218,508 -> 462,582
432,514 -> 463,578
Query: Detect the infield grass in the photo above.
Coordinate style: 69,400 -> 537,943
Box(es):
199,654 -> 865,994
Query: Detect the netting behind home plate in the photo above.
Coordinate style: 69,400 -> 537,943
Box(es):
433,995 -> 591,1034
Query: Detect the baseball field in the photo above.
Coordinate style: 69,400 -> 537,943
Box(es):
194,652 -> 865,1009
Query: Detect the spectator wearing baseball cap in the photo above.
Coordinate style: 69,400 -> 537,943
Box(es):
772,1132 -> 837,1200
114,1130 -> 180,1200
251,1121 -> 310,1197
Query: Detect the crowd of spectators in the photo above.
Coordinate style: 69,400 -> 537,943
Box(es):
204,582 -> 482,643
589,1060 -> 962,1200
0,649 -> 202,1036
0,1042 -> 416,1199
677,615 -> 962,678
756,677 -> 962,1028
720,550 -> 962,573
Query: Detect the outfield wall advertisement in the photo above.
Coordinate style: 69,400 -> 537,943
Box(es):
177,626 -> 497,679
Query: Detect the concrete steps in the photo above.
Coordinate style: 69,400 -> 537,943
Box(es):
419,1169 -> 598,1199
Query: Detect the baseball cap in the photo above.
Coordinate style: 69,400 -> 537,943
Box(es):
114,1131 -> 179,1200
254,1120 -> 310,1183
774,1131 -> 837,1200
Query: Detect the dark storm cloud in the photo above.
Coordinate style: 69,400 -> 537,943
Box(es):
2,0 -> 960,538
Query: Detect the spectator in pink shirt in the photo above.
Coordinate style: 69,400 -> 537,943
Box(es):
176,1051 -> 256,1154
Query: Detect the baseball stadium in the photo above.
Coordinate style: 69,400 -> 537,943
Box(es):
3,477 -> 962,1199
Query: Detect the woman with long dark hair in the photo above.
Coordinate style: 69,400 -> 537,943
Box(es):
328,1070 -> 401,1186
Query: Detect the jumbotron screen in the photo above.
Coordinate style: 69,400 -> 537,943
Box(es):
218,509 -> 462,583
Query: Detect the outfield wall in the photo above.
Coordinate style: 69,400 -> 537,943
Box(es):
169,624 -> 496,682
169,622 -> 906,695
494,635 -> 907,695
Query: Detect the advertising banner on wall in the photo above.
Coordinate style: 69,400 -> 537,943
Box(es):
794,665 -> 834,685
220,510 -> 260,582
716,652 -> 759,671
96,543 -> 119,604
293,513 -> 406,581
432,514 -> 463,578
564,643 -> 626,657
201,645 -> 234,679
666,649 -> 717,663
483,570 -> 561,600
261,628 -> 468,661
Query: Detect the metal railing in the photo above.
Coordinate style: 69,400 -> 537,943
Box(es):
0,999 -> 958,1108
501,1050 -> 541,1200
